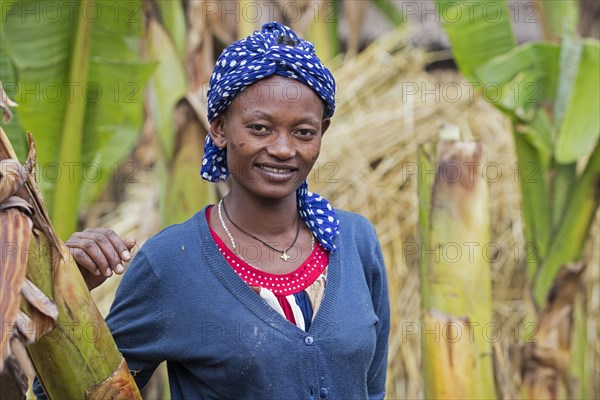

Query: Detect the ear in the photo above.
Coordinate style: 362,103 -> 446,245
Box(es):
209,115 -> 227,149
320,118 -> 331,137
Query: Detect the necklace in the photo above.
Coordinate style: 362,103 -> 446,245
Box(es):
219,198 -> 305,262
217,200 -> 244,260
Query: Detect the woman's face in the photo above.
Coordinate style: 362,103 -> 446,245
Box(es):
210,75 -> 330,201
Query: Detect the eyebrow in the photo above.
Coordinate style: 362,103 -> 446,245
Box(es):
250,111 -> 273,120
248,110 -> 321,126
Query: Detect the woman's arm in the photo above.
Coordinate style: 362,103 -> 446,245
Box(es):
104,249 -> 167,389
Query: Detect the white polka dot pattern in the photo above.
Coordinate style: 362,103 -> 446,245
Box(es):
217,241 -> 329,297
200,22 -> 340,252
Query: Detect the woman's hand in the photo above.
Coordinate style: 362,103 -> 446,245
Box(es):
65,228 -> 136,291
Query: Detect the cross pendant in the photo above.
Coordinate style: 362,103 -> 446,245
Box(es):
280,251 -> 290,262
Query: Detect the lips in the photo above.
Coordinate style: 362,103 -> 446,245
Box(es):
260,166 -> 293,174
255,163 -> 299,182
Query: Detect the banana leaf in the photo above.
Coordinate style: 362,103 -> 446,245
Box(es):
1,0 -> 155,239
146,17 -> 187,160
534,142 -> 600,304
554,35 -> 583,129
434,0 -> 515,80
145,11 -> 215,228
555,40 -> 600,164
475,42 -> 560,120
156,0 -> 186,60
0,38 -> 27,160
535,0 -> 579,39
512,126 -> 549,279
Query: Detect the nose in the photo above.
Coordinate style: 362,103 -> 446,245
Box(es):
267,131 -> 295,160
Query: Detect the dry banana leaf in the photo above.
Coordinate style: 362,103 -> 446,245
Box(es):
0,83 -> 18,123
521,262 -> 586,399
21,279 -> 58,320
0,160 -> 27,204
0,206 -> 33,372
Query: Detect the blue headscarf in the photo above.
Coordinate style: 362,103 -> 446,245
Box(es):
201,22 -> 340,252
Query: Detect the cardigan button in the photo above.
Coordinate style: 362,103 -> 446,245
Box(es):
304,336 -> 314,345
319,387 -> 328,397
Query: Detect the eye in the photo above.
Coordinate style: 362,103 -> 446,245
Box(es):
248,124 -> 269,134
296,129 -> 317,138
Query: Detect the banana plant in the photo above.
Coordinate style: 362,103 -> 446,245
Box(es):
418,130 -> 496,399
433,0 -> 599,398
0,127 -> 141,399
0,0 -> 155,239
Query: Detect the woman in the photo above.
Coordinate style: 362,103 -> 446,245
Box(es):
38,22 -> 389,399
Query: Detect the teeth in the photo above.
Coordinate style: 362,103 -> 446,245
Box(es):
262,166 -> 290,174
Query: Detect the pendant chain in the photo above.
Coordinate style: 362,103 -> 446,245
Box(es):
217,199 -> 313,263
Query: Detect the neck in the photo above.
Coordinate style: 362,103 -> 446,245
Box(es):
224,187 -> 299,237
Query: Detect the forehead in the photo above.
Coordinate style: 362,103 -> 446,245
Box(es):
227,75 -> 325,115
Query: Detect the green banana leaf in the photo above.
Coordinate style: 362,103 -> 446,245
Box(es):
512,126 -> 549,278
534,142 -> 600,304
434,0 -> 515,80
156,0 -> 186,60
0,37 -> 27,159
555,40 -> 600,164
554,35 -> 583,129
1,0 -> 155,238
146,17 -> 187,160
145,14 -> 215,227
536,0 -> 579,39
475,42 -> 560,121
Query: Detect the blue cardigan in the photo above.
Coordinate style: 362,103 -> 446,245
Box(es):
37,207 -> 389,399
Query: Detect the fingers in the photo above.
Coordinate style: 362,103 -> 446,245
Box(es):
90,228 -> 131,271
68,246 -> 102,276
66,228 -> 136,278
69,236 -> 112,277
124,237 -> 136,252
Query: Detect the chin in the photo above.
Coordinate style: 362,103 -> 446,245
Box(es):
258,188 -> 298,201
247,182 -> 303,201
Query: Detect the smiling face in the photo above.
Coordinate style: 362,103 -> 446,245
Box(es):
209,75 -> 331,202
